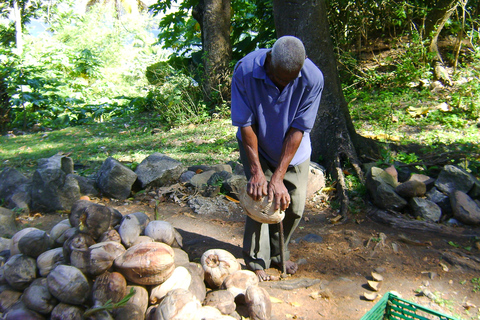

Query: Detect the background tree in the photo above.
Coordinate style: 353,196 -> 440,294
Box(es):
273,0 -> 379,217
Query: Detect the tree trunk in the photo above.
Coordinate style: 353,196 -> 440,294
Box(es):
273,0 -> 380,218
13,0 -> 23,55
193,0 -> 232,107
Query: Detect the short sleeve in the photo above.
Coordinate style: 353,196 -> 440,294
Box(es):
231,64 -> 255,128
291,70 -> 324,133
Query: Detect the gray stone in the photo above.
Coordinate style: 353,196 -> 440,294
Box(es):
0,208 -> 18,237
30,169 -> 81,212
223,175 -> 247,198
426,187 -> 452,216
207,171 -> 233,187
135,153 -> 184,189
395,180 -> 426,198
9,192 -> 30,214
469,178 -> 480,200
409,197 -> 442,222
188,164 -> 232,174
409,173 -> 435,190
69,174 -> 99,197
384,165 -> 398,184
189,170 -> 216,189
307,162 -> 326,199
366,168 -> 407,211
0,237 -> 11,252
179,171 -> 196,183
435,165 -> 475,194
294,234 -> 323,244
0,168 -> 30,209
233,163 -> 245,176
96,157 -> 137,200
37,154 -> 74,174
450,190 -> 480,225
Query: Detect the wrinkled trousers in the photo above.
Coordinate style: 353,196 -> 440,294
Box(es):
238,139 -> 310,271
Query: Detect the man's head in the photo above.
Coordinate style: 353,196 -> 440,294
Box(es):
267,36 -> 306,89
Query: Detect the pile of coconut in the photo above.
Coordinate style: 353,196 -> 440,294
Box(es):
0,199 -> 271,320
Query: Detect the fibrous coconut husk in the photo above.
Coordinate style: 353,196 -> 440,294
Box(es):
201,249 -> 241,289
245,286 -> 271,320
239,187 -> 285,224
21,277 -> 58,315
47,265 -> 90,305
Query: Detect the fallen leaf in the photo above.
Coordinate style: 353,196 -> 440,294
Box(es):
224,195 -> 239,203
270,296 -> 283,303
439,262 -> 449,272
289,301 -> 301,307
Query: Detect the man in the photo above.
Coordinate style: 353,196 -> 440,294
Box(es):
231,36 -> 324,281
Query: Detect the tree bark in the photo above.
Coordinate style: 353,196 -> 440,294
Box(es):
193,0 -> 232,106
272,0 -> 380,218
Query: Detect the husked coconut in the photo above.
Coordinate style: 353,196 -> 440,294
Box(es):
49,219 -> 72,246
204,290 -> 236,315
145,220 -> 183,247
91,271 -> 127,307
57,227 -> 77,246
201,249 -> 241,289
113,304 -> 144,320
18,229 -> 51,258
131,235 -> 154,247
4,305 -> 45,320
239,187 -> 285,224
118,212 -> 150,248
69,200 -> 113,240
150,266 -> 192,304
173,247 -> 190,267
221,270 -> 259,301
98,229 -> 122,243
126,285 -> 149,315
87,241 -> 126,276
185,264 -> 207,302
21,277 -> 58,314
245,286 -> 271,320
10,227 -> 38,256
198,306 -> 239,319
153,288 -> 201,320
65,233 -> 96,274
47,265 -> 90,305
0,286 -> 22,313
37,248 -> 65,277
50,302 -> 85,320
3,254 -> 37,290
114,242 -> 175,285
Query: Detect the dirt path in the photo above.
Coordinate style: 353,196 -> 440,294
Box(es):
27,196 -> 480,320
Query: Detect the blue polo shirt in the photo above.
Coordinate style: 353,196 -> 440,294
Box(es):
231,49 -> 324,167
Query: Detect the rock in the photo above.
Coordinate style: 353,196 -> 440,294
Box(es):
96,157 -> 137,200
69,174 -> 99,197
30,168 -> 81,213
307,162 -> 326,199
189,170 -> 217,189
208,171 -> 233,187
409,197 -> 442,222
0,208 -> 18,238
426,187 -> 452,217
383,165 -> 398,184
469,178 -> 480,200
37,154 -> 74,174
408,174 -> 435,190
450,191 -> 480,225
189,164 -> 233,173
179,171 -> 195,183
135,153 -> 184,189
0,168 -> 30,210
366,167 -> 407,211
395,180 -> 426,198
434,165 -> 475,194
223,175 -> 247,199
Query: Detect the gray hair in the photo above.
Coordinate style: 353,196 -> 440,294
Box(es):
270,36 -> 306,73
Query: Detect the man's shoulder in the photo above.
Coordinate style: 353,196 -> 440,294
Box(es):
301,59 -> 324,86
235,49 -> 268,71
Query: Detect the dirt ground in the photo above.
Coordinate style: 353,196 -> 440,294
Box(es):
22,194 -> 480,320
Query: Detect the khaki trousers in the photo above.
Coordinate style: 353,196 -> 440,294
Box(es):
238,139 -> 310,271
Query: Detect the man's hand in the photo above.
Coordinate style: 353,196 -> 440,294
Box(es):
268,176 -> 290,211
247,172 -> 268,201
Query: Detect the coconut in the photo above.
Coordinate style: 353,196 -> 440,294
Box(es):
0,286 -> 22,313
10,227 -> 38,256
118,212 -> 150,248
112,304 -> 144,320
173,247 -> 190,267
150,266 -> 192,304
114,241 -> 175,285
131,235 -> 154,247
144,220 -> 183,247
125,285 -> 149,315
239,187 -> 285,224
49,219 -> 72,246
47,265 -> 90,305
185,264 -> 207,302
37,248 -> 65,277
21,277 -> 58,314
245,286 -> 271,320
4,305 -> 46,320
221,270 -> 259,302
3,254 -> 37,290
204,290 -> 236,315
201,249 -> 241,289
87,241 -> 126,276
153,288 -> 201,320
91,271 -> 127,307
18,229 -> 51,258
63,232 -> 95,271
98,229 -> 122,243
50,302 -> 85,320
70,200 -> 113,240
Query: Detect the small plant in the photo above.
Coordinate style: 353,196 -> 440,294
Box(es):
471,278 -> 480,293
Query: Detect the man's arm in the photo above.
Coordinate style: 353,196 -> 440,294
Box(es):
240,126 -> 268,201
269,127 -> 303,211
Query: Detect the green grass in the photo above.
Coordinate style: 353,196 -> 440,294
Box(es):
0,115 -> 239,177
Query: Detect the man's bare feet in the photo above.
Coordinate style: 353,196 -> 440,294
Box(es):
254,269 -> 278,282
272,260 -> 298,275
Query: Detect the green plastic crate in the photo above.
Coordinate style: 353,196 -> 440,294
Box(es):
360,292 -> 458,320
